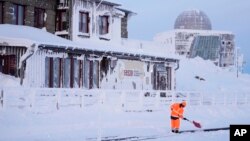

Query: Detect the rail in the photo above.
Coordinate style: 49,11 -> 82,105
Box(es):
0,87 -> 249,112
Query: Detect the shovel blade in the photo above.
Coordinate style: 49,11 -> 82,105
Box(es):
193,121 -> 202,128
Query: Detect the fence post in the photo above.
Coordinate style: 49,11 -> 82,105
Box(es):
120,91 -> 126,109
100,90 -> 106,105
155,91 -> 160,110
171,91 -> 175,103
1,89 -> 3,109
29,89 -> 36,109
139,91 -> 144,111
56,89 -> 61,110
80,92 -> 84,109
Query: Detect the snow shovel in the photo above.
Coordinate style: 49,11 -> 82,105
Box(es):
183,117 -> 202,128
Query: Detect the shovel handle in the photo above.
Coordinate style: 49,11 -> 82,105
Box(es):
183,117 -> 189,121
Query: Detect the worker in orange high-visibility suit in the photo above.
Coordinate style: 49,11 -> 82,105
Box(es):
170,101 -> 187,133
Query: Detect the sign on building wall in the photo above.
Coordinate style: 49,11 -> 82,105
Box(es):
119,59 -> 145,79
123,69 -> 143,77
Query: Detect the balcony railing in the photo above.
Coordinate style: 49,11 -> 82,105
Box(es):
58,0 -> 70,8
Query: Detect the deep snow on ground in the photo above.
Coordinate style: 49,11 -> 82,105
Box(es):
0,103 -> 250,141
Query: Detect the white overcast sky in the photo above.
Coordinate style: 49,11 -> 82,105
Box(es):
111,0 -> 250,73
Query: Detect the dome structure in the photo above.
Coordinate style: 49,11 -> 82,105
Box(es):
174,10 -> 212,30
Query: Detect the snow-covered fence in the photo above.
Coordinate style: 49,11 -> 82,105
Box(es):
0,87 -> 250,111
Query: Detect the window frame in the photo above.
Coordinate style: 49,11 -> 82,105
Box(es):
12,3 -> 25,25
34,7 -> 45,28
99,15 -> 109,35
79,12 -> 89,33
0,55 -> 17,76
0,2 -> 3,24
56,9 -> 67,31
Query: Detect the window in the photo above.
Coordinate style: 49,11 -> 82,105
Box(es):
0,55 -> 17,76
34,8 -> 45,28
11,4 -> 25,25
152,64 -> 171,90
0,2 -> 3,24
92,61 -> 99,88
45,57 -> 53,88
83,58 -> 90,89
99,15 -> 109,35
45,57 -> 84,88
63,57 -> 82,88
56,10 -> 67,31
79,12 -> 89,33
74,59 -> 82,88
83,58 -> 99,89
45,57 -> 62,88
63,58 -> 70,88
166,67 -> 172,90
100,57 -> 109,81
53,58 -> 61,88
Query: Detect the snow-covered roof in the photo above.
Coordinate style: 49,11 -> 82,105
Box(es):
97,0 -> 121,7
0,24 -> 80,48
115,8 -> 137,16
0,24 -> 178,62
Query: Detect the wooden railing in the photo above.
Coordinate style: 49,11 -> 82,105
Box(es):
0,87 -> 249,112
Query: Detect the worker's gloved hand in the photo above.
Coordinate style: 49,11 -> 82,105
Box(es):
183,117 -> 187,120
179,115 -> 183,119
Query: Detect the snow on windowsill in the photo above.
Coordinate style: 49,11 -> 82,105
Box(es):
78,32 -> 90,38
57,6 -> 69,10
99,33 -> 111,41
55,30 -> 69,35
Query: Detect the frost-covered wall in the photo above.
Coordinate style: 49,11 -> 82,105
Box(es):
24,50 -> 47,87
101,59 -> 147,90
100,58 -> 176,90
23,48 -> 176,91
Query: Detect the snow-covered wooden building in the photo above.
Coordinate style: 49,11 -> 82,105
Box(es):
0,25 -> 179,90
0,0 -> 179,91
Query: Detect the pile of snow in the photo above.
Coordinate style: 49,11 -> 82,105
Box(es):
0,73 -> 20,87
176,56 -> 250,93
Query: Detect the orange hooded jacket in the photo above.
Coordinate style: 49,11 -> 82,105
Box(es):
170,103 -> 184,119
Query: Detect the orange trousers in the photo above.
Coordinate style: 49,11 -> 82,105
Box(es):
171,118 -> 180,130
